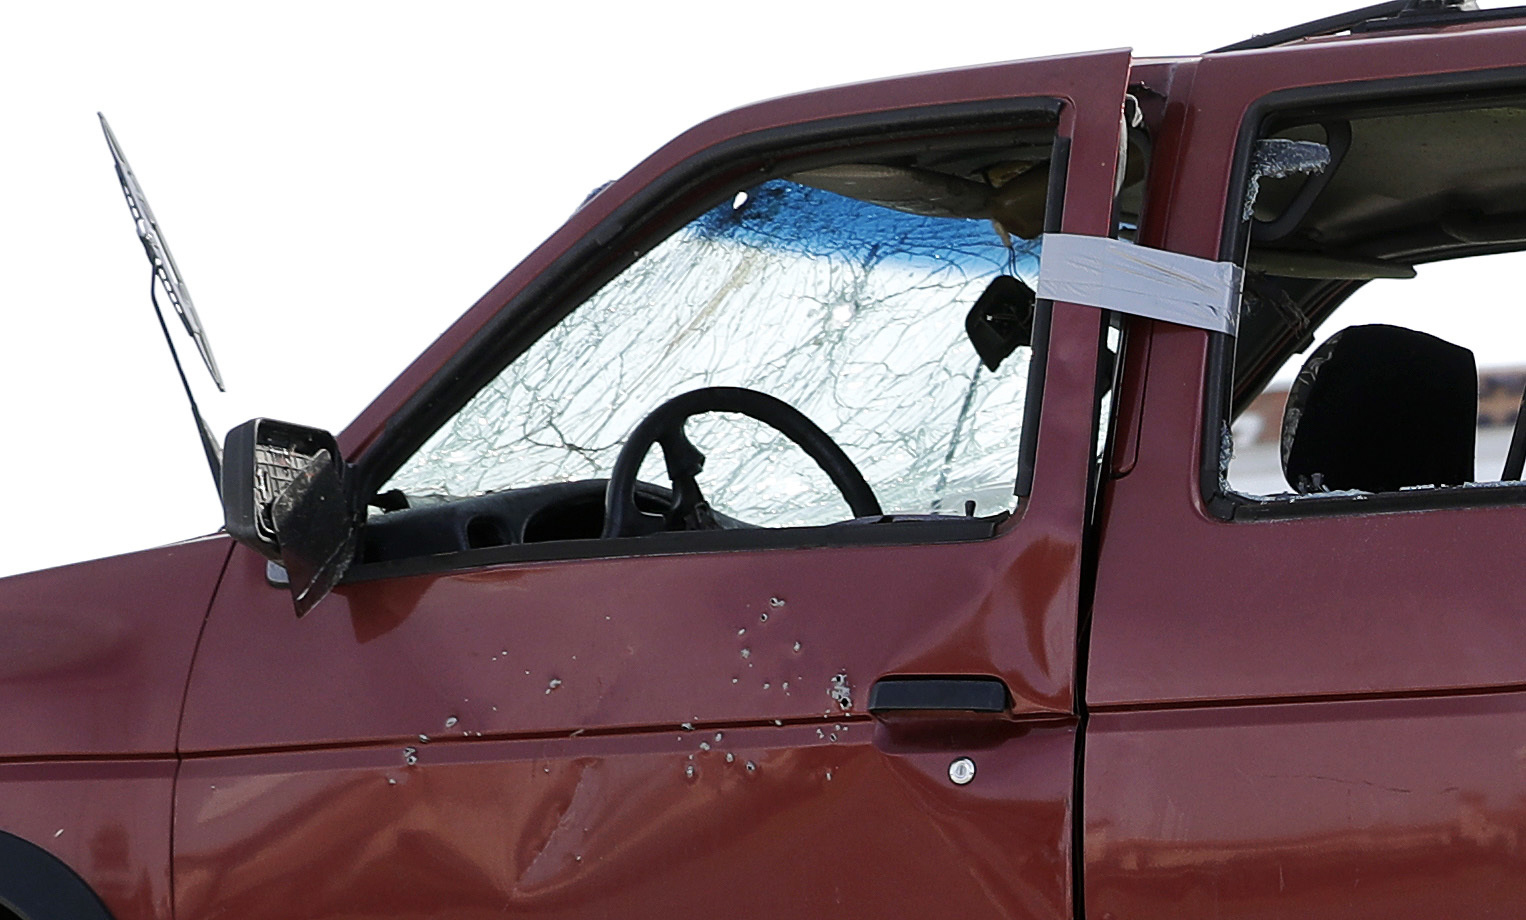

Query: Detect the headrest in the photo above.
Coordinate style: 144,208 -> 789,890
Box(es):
1281,324 -> 1476,493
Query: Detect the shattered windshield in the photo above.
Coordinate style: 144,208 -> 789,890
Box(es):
384,178 -> 1041,528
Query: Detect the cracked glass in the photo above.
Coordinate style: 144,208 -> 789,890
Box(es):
384,178 -> 1043,528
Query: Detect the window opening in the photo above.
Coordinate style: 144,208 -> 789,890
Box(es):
386,179 -> 1040,526
367,126 -> 1078,560
1221,97 -> 1526,501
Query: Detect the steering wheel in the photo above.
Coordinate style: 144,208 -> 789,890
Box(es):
602,387 -> 882,538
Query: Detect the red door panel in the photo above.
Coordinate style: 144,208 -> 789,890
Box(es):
180,49 -> 1129,919
176,724 -> 1075,917
1088,696 -> 1526,920
1087,27 -> 1526,920
182,539 -> 1082,751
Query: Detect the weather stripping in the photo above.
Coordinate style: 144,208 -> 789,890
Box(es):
1036,233 -> 1242,335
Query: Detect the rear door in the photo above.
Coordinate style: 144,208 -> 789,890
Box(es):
177,51 -> 1130,919
1088,25 -> 1526,920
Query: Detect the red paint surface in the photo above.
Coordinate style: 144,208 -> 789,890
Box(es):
0,538 -> 229,919
176,724 -> 1076,918
0,760 -> 178,920
0,537 -> 229,758
1086,25 -> 1526,920
1088,697 -> 1526,920
174,51 -> 1130,918
1090,23 -> 1526,708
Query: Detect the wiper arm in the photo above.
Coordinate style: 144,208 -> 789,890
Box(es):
99,113 -> 225,391
99,113 -> 226,490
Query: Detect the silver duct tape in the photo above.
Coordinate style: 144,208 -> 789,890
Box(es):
1036,233 -> 1242,335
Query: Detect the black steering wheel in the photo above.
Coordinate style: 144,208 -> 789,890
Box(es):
602,386 -> 882,538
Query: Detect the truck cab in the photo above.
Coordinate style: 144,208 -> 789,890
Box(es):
5,3 -> 1526,917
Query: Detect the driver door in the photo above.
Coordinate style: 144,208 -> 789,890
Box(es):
176,50 -> 1130,919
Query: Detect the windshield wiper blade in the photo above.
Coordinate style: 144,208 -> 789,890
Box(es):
99,113 -> 225,391
100,113 -> 225,490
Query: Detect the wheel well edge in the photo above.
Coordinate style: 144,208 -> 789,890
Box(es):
0,832 -> 115,920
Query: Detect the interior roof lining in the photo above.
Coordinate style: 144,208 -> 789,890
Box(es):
1298,106 -> 1526,247
1257,96 -> 1526,257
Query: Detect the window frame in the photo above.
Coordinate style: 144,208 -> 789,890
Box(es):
1202,66 -> 1526,522
343,98 -> 1081,581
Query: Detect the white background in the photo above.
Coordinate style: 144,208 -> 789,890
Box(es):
1,1 -> 1517,576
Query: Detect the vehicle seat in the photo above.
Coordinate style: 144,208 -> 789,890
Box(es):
1280,323 -> 1476,493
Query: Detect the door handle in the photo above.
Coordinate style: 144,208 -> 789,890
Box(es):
868,676 -> 1010,715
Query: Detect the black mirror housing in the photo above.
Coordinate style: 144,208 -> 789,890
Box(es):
222,419 -> 356,616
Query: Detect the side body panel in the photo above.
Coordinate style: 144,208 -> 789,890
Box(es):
1089,27 -> 1526,920
0,538 -> 233,919
176,52 -> 1131,919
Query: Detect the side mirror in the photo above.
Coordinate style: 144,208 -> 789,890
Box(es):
221,419 -> 358,616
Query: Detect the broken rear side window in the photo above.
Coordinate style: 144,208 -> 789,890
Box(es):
1222,97 -> 1526,503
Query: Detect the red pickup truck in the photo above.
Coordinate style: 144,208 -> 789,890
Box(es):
7,2 -> 1526,917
